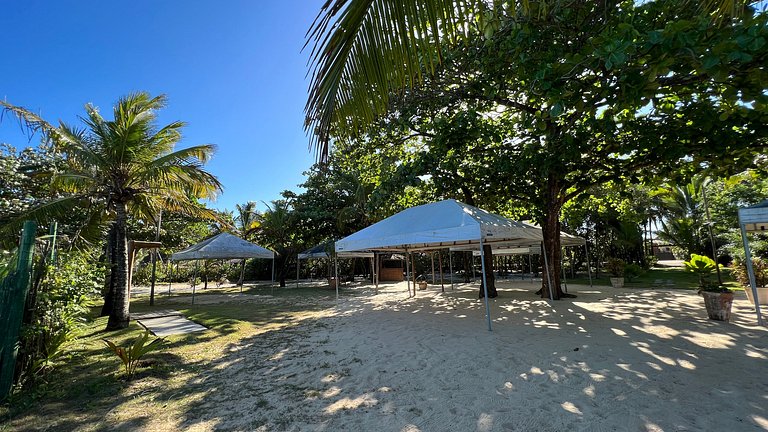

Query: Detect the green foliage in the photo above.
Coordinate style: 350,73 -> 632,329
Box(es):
102,331 -> 164,379
18,250 -> 103,383
624,263 -> 644,282
605,258 -> 626,277
684,254 -> 727,292
731,257 -> 768,287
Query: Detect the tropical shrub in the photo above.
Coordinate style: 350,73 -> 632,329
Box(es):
623,263 -> 644,282
684,254 -> 727,292
103,331 -> 164,379
605,258 -> 626,277
18,250 -> 103,383
731,258 -> 768,288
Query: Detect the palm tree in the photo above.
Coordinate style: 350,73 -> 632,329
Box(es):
1,93 -> 222,329
257,200 -> 295,287
232,201 -> 261,285
653,177 -> 708,258
234,201 -> 261,240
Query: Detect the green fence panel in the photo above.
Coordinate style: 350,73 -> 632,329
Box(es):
0,220 -> 36,401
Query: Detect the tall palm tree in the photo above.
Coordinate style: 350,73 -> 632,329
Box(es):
653,177 -> 708,258
232,201 -> 261,285
1,93 -> 222,329
257,200 -> 295,287
234,201 -> 261,240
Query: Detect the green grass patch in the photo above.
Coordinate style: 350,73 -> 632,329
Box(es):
0,287 -> 338,431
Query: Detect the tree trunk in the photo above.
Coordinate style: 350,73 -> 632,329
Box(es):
106,202 -> 130,330
100,223 -> 117,316
463,252 -> 472,283
540,178 -> 568,300
478,244 -> 497,298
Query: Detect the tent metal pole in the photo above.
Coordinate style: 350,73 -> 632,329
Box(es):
296,257 -> 300,289
439,250 -> 445,293
168,260 -> 173,297
240,259 -> 246,293
412,252 -> 417,297
479,237 -> 492,332
584,243 -> 593,288
334,256 -> 339,299
405,249 -> 411,297
449,251 -> 454,291
374,252 -> 379,293
561,250 -> 568,294
271,257 -> 275,283
192,260 -> 198,305
431,252 -> 436,287
529,253 -> 533,283
541,242 -> 555,301
740,223 -> 764,325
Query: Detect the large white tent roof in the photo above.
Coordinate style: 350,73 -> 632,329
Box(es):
170,232 -> 275,261
335,199 -> 544,253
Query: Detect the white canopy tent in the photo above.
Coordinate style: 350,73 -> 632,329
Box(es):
335,199 -> 565,330
170,232 -> 276,302
738,200 -> 768,326
296,242 -> 374,293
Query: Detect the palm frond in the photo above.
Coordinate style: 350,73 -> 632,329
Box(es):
305,0 -> 481,159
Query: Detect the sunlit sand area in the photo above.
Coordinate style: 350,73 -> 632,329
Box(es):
6,281 -> 766,431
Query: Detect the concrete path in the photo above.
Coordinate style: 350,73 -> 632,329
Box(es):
133,309 -> 207,337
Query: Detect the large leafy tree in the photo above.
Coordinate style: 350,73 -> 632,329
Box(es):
307,0 -> 768,299
1,93 -> 222,329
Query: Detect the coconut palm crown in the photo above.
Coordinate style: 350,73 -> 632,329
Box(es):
1,92 -> 223,329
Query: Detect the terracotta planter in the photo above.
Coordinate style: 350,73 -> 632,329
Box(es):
328,277 -> 337,289
418,281 -> 427,290
610,277 -> 624,288
701,291 -> 734,322
743,286 -> 768,306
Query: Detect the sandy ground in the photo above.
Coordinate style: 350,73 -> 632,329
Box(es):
168,281 -> 768,432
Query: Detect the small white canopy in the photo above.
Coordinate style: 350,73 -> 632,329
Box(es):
738,200 -> 768,325
335,199 -> 542,253
170,232 -> 275,261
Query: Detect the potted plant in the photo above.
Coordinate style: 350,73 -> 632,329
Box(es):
684,254 -> 733,322
731,257 -> 768,305
416,275 -> 428,290
605,258 -> 626,288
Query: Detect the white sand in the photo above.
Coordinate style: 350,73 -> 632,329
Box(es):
182,281 -> 768,431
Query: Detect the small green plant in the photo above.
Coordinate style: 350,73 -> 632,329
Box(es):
623,263 -> 644,281
731,257 -> 768,287
684,254 -> 728,292
103,331 -> 164,379
605,258 -> 626,277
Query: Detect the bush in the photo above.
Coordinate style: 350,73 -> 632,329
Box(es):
731,257 -> 768,287
624,263 -> 644,281
642,255 -> 658,270
684,254 -> 726,292
605,258 -> 626,277
18,251 -> 103,384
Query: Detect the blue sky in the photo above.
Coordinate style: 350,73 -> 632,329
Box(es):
0,0 -> 323,213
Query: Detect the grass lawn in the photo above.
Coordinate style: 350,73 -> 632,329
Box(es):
0,284 -> 342,431
565,266 -> 743,291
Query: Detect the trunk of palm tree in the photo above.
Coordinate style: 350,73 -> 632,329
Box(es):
106,201 -> 130,330
100,223 -> 117,317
